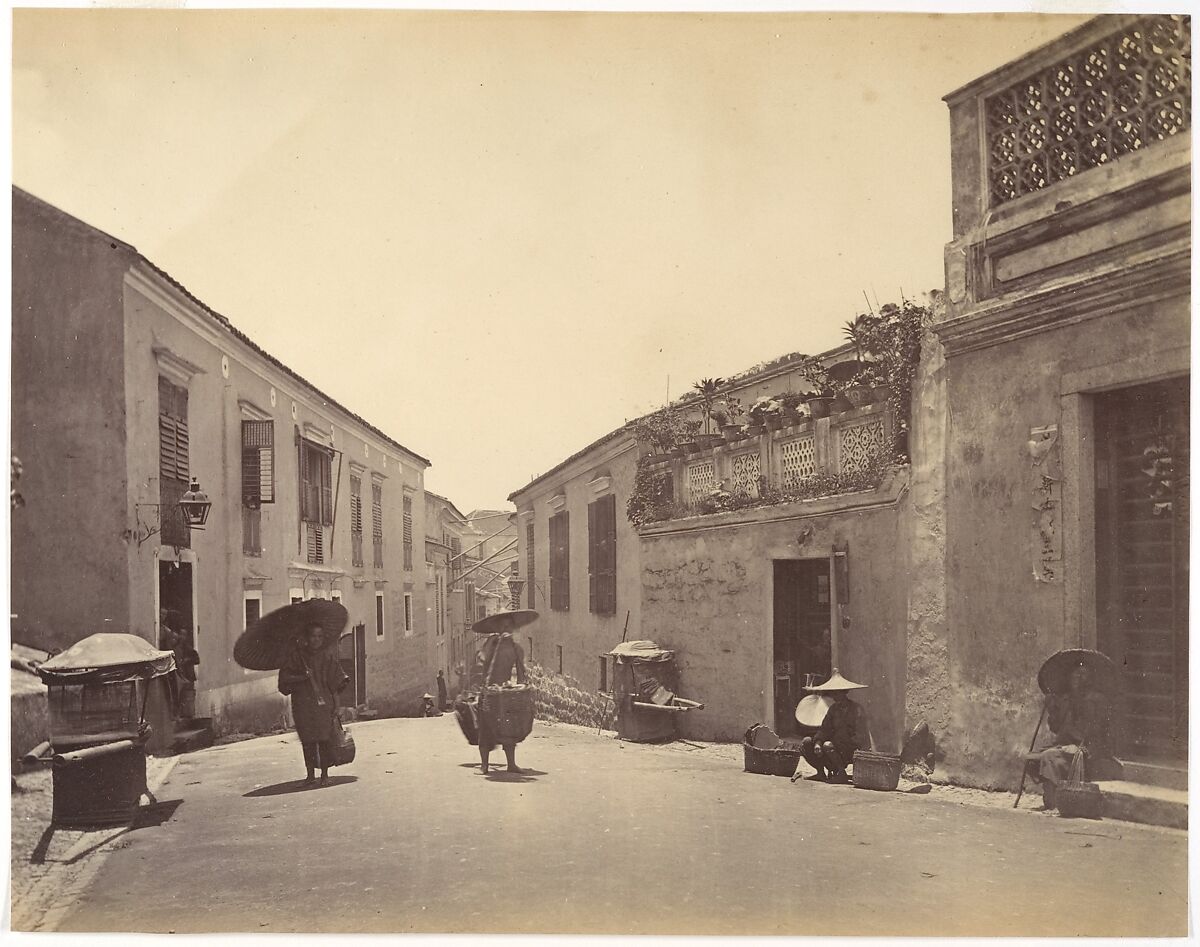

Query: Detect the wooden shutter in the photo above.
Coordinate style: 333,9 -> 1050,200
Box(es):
550,511 -> 570,611
588,501 -> 598,613
241,420 -> 275,506
320,450 -> 334,526
158,377 -> 189,484
588,495 -> 617,615
526,521 -> 536,609
300,439 -> 314,521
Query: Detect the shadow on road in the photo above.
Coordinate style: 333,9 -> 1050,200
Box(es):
30,799 -> 186,866
483,768 -> 547,783
243,775 -> 358,797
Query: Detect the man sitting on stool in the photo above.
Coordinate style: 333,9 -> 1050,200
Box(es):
799,669 -> 870,783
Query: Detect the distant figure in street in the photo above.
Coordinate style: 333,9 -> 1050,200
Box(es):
1027,662 -> 1121,809
799,669 -> 871,783
173,627 -> 200,722
421,693 -> 442,717
436,669 -> 449,710
159,609 -> 181,717
278,623 -> 349,786
454,632 -> 529,774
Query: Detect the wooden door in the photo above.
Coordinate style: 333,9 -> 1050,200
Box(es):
1095,377 -> 1189,762
773,560 -> 832,735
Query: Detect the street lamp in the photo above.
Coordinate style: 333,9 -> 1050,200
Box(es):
178,478 -> 212,529
506,576 -> 525,611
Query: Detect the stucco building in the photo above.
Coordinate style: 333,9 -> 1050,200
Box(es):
936,13 -> 1190,788
11,187 -> 435,743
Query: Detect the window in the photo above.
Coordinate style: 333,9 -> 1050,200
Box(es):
372,482 -> 384,568
375,592 -> 385,640
289,588 -> 304,605
241,419 -> 275,506
599,655 -> 608,693
588,494 -> 617,616
331,590 -> 342,605
350,475 -> 364,568
549,510 -> 570,611
436,575 -> 445,636
243,591 -> 262,630
403,593 -> 414,636
242,507 -> 261,556
158,376 -> 190,548
299,439 -> 333,565
465,581 -> 475,631
402,496 -> 414,571
449,536 -> 462,580
557,644 -> 564,674
526,520 -> 536,609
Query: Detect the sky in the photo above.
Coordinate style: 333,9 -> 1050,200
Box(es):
12,8 -> 1094,511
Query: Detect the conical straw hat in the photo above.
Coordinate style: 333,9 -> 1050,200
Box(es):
804,667 -> 867,693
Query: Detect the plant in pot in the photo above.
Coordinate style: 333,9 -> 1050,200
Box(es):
751,396 -> 784,432
634,407 -> 682,462
800,360 -> 835,419
720,397 -> 746,442
692,377 -> 726,446
676,418 -> 703,455
779,390 -> 807,425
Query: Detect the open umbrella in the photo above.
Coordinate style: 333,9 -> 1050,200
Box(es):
234,600 -> 348,671
471,609 -> 539,636
1037,649 -> 1118,695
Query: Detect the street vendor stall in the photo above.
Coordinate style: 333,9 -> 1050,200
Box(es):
608,640 -> 703,742
32,633 -> 175,828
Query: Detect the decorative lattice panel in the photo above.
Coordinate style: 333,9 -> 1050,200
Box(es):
985,14 -> 1190,205
839,419 -> 886,477
780,435 -> 817,488
731,451 -> 761,497
687,461 -> 716,504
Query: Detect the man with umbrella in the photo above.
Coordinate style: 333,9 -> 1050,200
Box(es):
234,599 -> 350,787
454,610 -> 535,775
798,668 -> 871,783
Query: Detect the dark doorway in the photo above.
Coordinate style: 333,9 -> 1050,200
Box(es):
158,561 -> 194,652
773,559 -> 832,735
1095,376 -> 1189,763
339,623 -> 367,707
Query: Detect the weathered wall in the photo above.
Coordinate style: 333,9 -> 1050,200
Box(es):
518,438 -> 642,696
11,189 -> 137,651
941,296 -> 1189,788
528,663 -> 613,731
639,478 -> 911,748
903,322 -> 950,766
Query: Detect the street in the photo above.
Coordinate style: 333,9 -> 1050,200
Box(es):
49,716 -> 1186,936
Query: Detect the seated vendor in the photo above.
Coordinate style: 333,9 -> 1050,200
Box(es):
1026,661 -> 1121,809
799,669 -> 870,783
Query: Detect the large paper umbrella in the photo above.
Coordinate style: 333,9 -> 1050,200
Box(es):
1037,649 -> 1118,695
471,609 -> 539,636
795,694 -> 835,728
234,600 -> 348,671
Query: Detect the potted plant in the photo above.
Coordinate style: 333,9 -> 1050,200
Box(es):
677,418 -> 703,454
779,391 -> 806,425
720,397 -> 746,442
751,396 -> 784,432
635,407 -> 682,462
692,376 -> 726,442
801,360 -> 835,418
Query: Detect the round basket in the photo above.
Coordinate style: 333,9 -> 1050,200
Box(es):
852,750 -> 901,791
480,685 -> 534,744
1056,782 -> 1103,819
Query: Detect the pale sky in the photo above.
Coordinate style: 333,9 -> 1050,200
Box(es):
13,9 -> 1093,511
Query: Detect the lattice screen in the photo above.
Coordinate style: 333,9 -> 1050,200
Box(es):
985,14 -> 1190,206
780,435 -> 817,488
731,451 -> 761,498
839,420 -> 886,477
687,461 -> 716,505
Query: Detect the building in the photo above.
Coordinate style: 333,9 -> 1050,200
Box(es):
463,509 -> 519,619
508,338 -> 933,749
11,187 -> 435,744
424,491 -> 475,692
936,13 -> 1190,787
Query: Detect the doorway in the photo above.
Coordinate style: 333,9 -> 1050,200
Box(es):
158,560 -> 194,651
339,623 -> 367,707
1095,376 -> 1189,763
773,559 -> 832,735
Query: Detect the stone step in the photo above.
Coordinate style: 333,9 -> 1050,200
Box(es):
1094,779 -> 1187,830
1118,759 -> 1187,792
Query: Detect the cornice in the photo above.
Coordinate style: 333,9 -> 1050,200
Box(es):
935,249 -> 1190,358
126,263 -> 429,471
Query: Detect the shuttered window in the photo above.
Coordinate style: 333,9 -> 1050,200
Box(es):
299,439 -> 333,525
549,511 -> 570,611
403,496 -> 414,571
372,482 -> 384,568
305,521 -> 324,564
588,493 -> 617,616
526,521 -> 536,609
158,376 -> 190,548
350,476 -> 363,568
241,420 -> 275,507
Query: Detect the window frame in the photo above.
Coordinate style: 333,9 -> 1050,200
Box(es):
403,592 -> 414,637
375,591 -> 386,640
549,510 -> 570,612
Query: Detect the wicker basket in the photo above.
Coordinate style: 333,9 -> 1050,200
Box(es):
1057,782 -> 1103,819
852,750 -> 901,791
743,741 -> 803,777
479,685 -> 534,743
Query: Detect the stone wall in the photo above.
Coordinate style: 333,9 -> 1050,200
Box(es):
528,663 -> 614,731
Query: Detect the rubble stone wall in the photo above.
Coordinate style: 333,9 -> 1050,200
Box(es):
528,663 -> 614,731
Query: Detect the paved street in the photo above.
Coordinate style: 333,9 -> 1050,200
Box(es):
55,716 -> 1186,936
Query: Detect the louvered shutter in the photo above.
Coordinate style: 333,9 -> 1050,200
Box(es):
320,451 -> 333,526
241,420 -> 275,507
174,386 -> 189,481
602,494 -> 617,615
588,501 -> 598,613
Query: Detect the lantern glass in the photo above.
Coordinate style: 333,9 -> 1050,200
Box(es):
179,478 -> 212,529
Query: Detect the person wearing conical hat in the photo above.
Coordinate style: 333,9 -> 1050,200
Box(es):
798,669 -> 870,783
